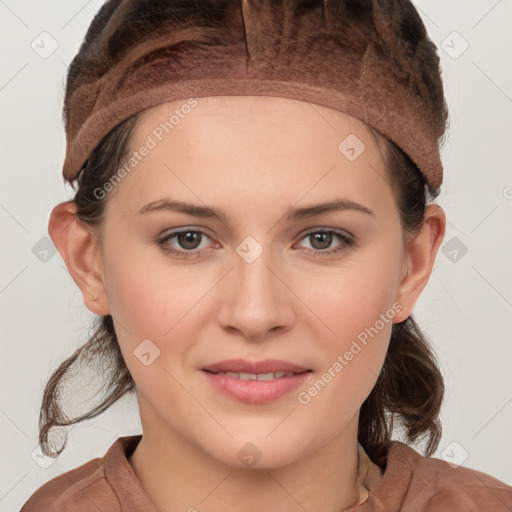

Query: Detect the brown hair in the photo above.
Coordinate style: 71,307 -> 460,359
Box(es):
40,0 -> 448,470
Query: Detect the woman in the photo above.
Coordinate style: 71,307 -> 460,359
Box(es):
20,0 -> 512,510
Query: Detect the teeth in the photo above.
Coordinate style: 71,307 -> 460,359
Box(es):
214,371 -> 296,380
239,372 -> 258,380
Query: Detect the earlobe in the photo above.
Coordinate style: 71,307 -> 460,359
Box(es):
394,204 -> 446,322
48,201 -> 110,316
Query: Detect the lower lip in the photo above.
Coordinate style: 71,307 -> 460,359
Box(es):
202,370 -> 312,404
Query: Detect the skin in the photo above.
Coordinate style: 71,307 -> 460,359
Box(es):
49,96 -> 445,512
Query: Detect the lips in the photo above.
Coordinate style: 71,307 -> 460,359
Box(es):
201,359 -> 313,403
202,358 -> 311,374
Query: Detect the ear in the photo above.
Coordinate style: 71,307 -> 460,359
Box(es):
393,204 -> 446,323
48,201 -> 110,316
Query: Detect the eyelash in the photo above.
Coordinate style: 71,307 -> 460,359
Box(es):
155,227 -> 355,259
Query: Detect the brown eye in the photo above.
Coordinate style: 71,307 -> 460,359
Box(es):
176,231 -> 203,250
297,229 -> 354,257
155,227 -> 218,259
309,232 -> 334,250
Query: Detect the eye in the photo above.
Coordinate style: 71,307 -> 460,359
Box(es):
155,227 -> 219,259
296,229 -> 354,257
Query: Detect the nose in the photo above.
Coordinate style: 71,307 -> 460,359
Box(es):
216,244 -> 295,342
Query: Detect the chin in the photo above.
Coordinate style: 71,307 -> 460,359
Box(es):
205,435 -> 308,470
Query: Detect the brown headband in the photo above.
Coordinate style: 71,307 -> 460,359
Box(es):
62,1 -> 444,192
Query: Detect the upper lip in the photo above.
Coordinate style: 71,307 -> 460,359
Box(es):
202,359 -> 311,374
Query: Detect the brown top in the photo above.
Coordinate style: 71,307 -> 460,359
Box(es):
20,434 -> 512,511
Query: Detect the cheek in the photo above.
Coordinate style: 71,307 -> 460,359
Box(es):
100,250 -> 208,393
100,237 -> 206,347
296,242 -> 402,399
102,219 -> 209,321
305,247 -> 402,339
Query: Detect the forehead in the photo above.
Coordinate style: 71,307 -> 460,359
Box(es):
130,95 -> 384,175
110,95 -> 393,216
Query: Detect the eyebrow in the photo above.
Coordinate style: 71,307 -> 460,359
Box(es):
137,197 -> 375,221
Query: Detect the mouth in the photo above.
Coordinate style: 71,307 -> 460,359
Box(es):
202,369 -> 313,381
200,359 -> 313,403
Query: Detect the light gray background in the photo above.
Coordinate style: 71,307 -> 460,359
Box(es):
1,1 -> 511,510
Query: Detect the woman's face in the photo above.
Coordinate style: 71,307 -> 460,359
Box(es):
96,96 -> 411,467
